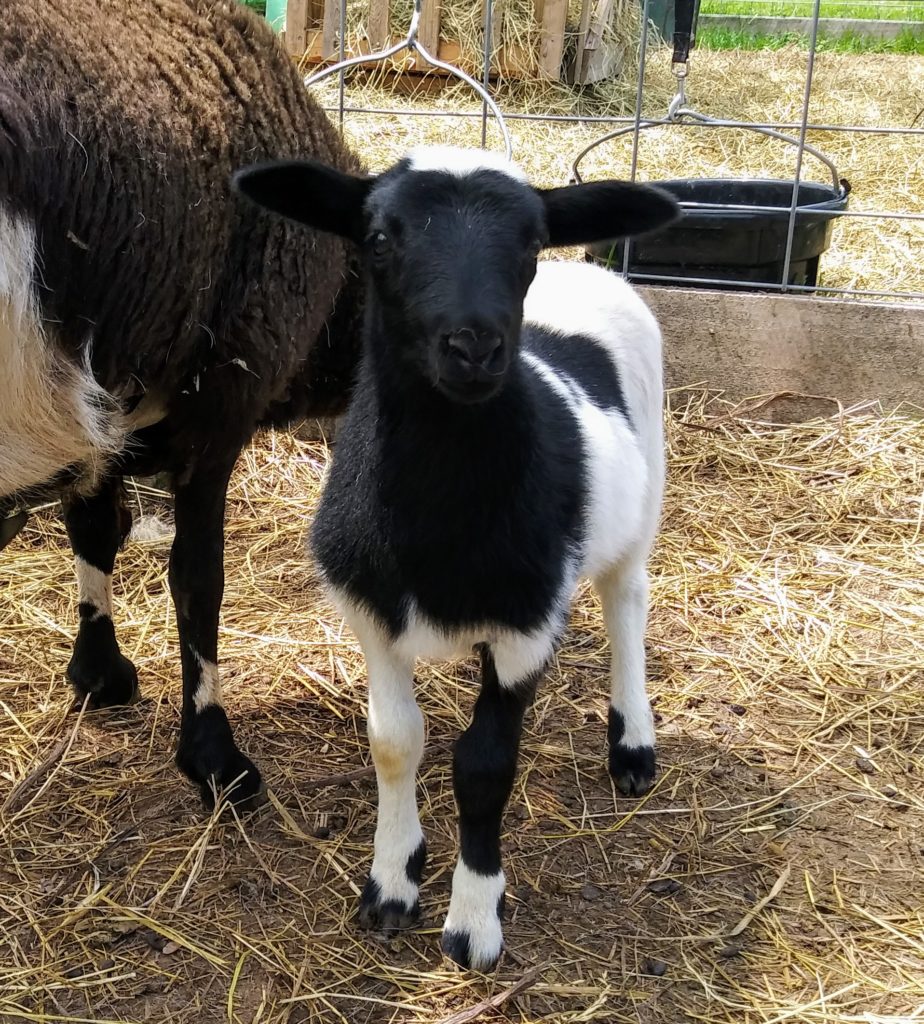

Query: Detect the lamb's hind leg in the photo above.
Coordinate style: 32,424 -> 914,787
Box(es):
596,562 -> 657,797
62,476 -> 139,708
354,624 -> 426,933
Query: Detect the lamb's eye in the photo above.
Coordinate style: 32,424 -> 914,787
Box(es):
370,231 -> 390,257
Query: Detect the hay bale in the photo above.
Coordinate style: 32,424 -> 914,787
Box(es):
303,0 -> 644,81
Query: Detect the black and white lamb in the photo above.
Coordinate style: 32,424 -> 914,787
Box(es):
236,146 -> 678,969
0,0 -> 364,807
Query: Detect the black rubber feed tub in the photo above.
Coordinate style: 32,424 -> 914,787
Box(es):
586,178 -> 849,291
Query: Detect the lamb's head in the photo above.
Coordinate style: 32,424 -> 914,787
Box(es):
234,146 -> 677,404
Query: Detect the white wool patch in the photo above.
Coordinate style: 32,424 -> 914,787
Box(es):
343,608 -> 426,906
443,862 -> 506,971
192,651 -> 222,712
0,208 -> 126,498
598,567 -> 656,750
129,514 -> 175,547
407,146 -> 528,183
75,556 -> 112,619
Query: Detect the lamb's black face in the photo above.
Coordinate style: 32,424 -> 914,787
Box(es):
363,157 -> 546,404
234,146 -> 680,404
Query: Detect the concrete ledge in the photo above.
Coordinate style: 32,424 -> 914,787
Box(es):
699,14 -> 922,40
637,285 -> 924,420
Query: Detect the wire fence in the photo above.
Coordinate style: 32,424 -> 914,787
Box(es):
309,0 -> 924,304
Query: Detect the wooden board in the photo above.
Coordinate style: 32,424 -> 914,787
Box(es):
300,32 -> 532,77
412,0 -> 442,70
321,0 -> 340,59
636,285 -> 924,420
284,0 -> 311,56
538,0 -> 567,79
571,0 -> 595,84
367,0 -> 391,49
483,0 -> 504,59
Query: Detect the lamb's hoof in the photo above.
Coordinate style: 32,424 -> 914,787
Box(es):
608,707 -> 656,797
609,743 -> 656,797
176,707 -> 265,813
357,877 -> 420,934
441,923 -> 503,972
68,651 -> 140,710
196,758 -> 267,814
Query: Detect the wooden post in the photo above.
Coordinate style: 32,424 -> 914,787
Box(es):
321,0 -> 340,59
574,0 -> 623,84
367,0 -> 391,49
571,0 -> 594,83
538,0 -> 567,80
413,0 -> 442,70
484,0 -> 504,58
285,0 -> 310,56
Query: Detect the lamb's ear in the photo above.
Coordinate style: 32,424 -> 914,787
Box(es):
233,159 -> 372,242
537,181 -> 679,248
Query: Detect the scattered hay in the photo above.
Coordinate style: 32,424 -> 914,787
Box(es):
1,393 -> 922,1022
313,44 -> 924,297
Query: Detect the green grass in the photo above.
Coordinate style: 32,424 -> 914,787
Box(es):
697,24 -> 924,51
699,1 -> 924,20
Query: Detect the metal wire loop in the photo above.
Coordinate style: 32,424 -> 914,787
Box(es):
303,0 -> 512,160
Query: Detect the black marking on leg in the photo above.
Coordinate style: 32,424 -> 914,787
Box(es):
357,876 -> 421,933
67,614 -> 140,708
175,705 -> 265,812
405,838 -> 427,884
496,892 -> 506,919
441,928 -> 472,970
608,707 -> 657,797
454,647 -> 533,879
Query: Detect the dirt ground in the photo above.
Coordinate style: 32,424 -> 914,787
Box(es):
1,390 -> 922,1024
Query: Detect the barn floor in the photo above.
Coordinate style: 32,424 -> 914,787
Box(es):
1,390 -> 922,1024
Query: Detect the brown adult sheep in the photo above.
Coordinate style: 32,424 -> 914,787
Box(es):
0,0 -> 363,807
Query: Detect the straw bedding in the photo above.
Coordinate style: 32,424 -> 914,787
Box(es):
1,389 -> 922,1023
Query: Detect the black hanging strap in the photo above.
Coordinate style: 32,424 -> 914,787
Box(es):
672,0 -> 701,64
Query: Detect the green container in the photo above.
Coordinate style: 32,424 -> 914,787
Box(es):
265,0 -> 287,32
644,0 -> 675,38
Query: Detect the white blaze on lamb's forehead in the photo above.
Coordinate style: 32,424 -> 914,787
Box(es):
406,145 -> 528,183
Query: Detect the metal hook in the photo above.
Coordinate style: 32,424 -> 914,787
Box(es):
303,0 -> 512,160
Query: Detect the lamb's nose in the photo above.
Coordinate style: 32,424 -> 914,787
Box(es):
445,329 -> 503,369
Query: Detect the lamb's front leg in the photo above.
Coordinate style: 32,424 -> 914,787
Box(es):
356,629 -> 426,932
442,642 -> 540,972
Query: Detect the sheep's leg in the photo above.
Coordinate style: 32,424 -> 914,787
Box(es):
442,643 -> 538,972
62,476 -> 139,708
356,630 -> 425,933
596,563 -> 657,797
170,459 -> 264,810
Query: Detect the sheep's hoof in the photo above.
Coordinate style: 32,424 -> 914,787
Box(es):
68,650 -> 140,710
357,877 -> 420,934
176,708 -> 265,813
441,924 -> 503,973
607,707 -> 657,797
609,743 -> 657,797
